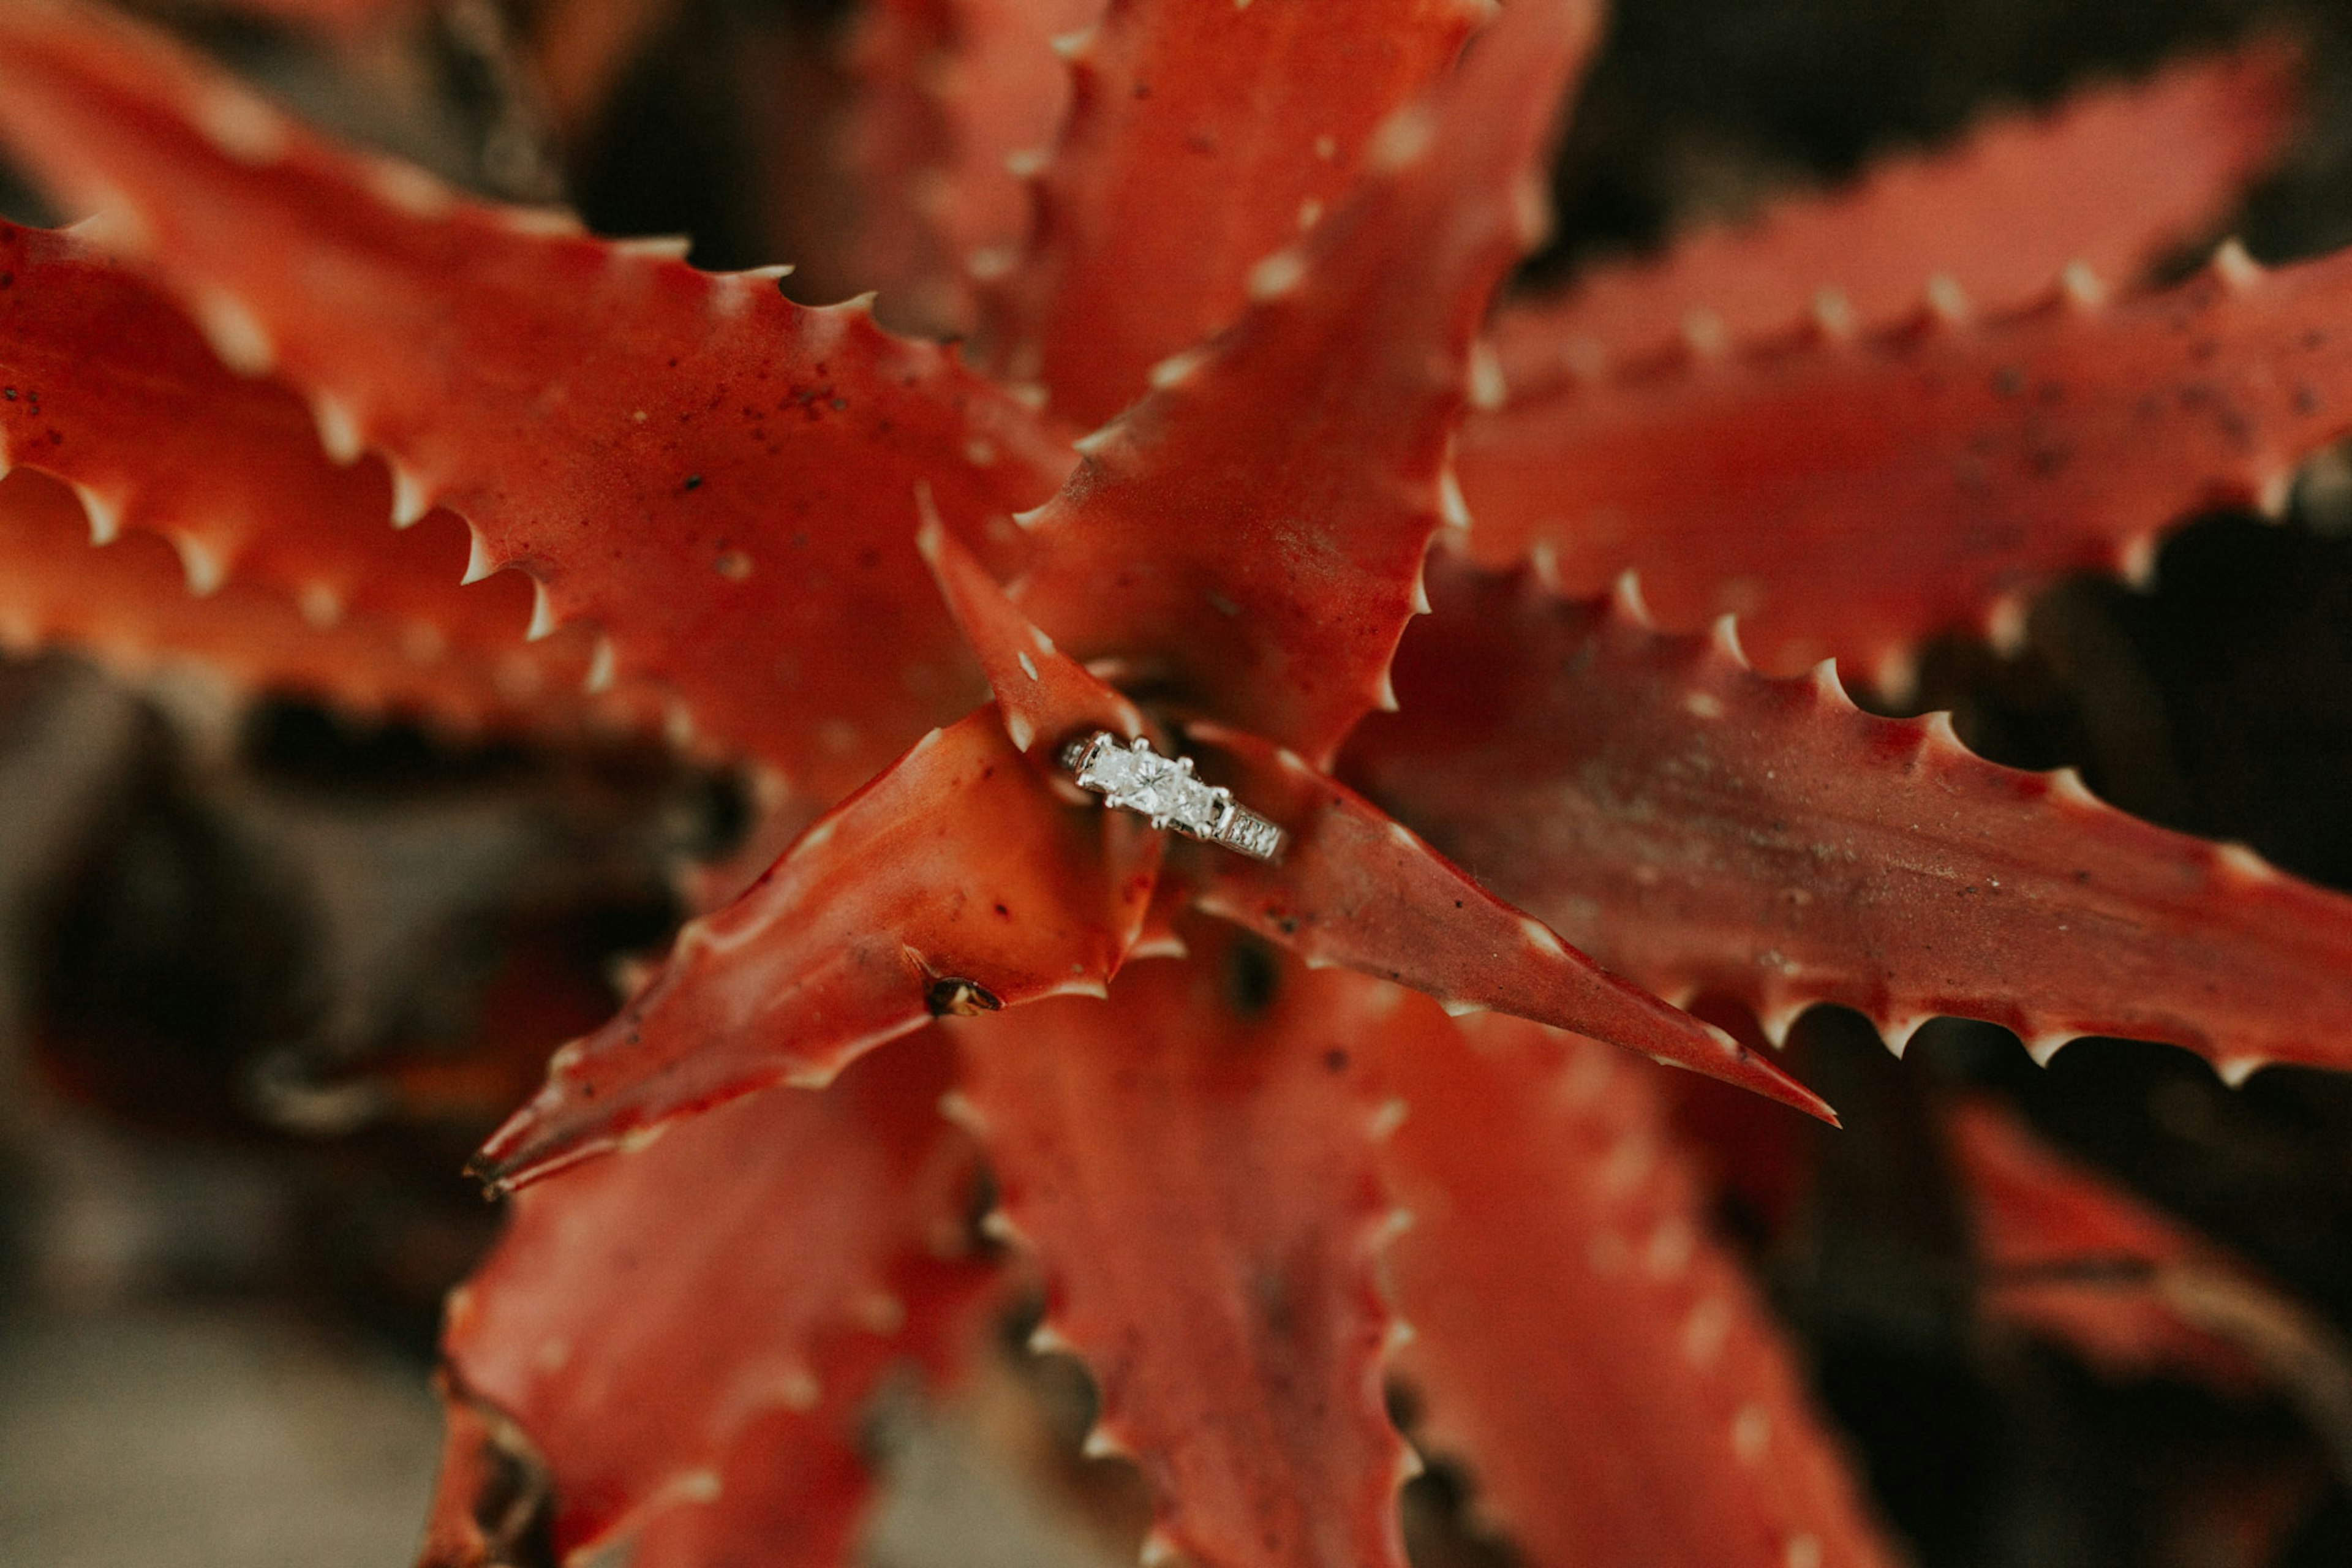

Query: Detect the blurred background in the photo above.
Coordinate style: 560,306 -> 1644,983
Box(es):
8,0 -> 2352,1564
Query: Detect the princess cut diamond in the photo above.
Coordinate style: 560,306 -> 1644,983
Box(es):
1061,733 -> 1285,861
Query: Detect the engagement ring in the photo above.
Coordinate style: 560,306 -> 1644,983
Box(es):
1061,732 -> 1286,862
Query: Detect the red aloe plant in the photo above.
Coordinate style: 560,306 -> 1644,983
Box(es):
1,0 -> 2350,1562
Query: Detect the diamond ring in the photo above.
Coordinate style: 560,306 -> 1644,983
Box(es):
1061,733 -> 1286,862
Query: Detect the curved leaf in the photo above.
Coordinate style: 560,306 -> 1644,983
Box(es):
478,709 -> 1156,1186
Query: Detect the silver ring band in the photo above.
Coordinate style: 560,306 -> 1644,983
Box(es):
1061,732 -> 1286,862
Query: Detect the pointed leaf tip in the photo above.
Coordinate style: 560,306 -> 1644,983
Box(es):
478,710 -> 1155,1186
1185,723 -> 1836,1121
916,497 -> 1146,758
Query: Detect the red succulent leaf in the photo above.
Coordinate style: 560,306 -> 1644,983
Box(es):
952,932 -> 1413,1568
1459,235 -> 2352,695
0,217 -> 633,723
918,499 -> 1147,756
1949,1098 -> 2349,1396
1185,720 -> 1836,1122
0,467 -> 612,729
1379,1011 -> 1896,1568
440,1031 -> 997,1560
1351,559 -> 2352,1082
843,0 -> 1102,337
478,709 -> 1158,1186
616,1404 -> 870,1568
1493,40 -> 2299,392
622,1243 -> 997,1568
978,0 -> 1483,423
425,1234 -> 994,1568
1008,0 -> 1600,765
0,0 -> 1074,798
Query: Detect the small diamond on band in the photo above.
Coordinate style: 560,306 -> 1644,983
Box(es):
1061,732 -> 1286,862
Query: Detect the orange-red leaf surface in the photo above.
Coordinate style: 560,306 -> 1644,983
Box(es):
1460,239 -> 2352,693
1186,721 -> 1834,1122
1381,1012 -> 1896,1568
842,0 -> 1102,337
979,0 -> 1482,423
0,467 -> 606,731
620,1239 -> 998,1568
0,0 -> 1074,798
1351,560 -> 2352,1081
442,1032 -> 995,1560
1008,0 -> 1599,765
1491,41 -> 2298,391
478,710 -> 1157,1186
0,218 -> 630,722
954,932 -> 1411,1568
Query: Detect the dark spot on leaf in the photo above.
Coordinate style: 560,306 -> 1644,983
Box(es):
1992,367 -> 2024,398
1224,937 -> 1280,1016
683,474 -> 703,491
925,978 -> 1003,1017
1324,1049 -> 1348,1074
1254,1269 -> 1295,1341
